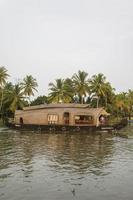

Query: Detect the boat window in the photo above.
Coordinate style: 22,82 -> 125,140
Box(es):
75,115 -> 93,124
48,114 -> 58,124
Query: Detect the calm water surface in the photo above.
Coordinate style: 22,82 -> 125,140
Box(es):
0,126 -> 133,200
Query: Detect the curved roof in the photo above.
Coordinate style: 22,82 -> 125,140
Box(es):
23,103 -> 90,111
22,103 -> 110,116
15,104 -> 110,117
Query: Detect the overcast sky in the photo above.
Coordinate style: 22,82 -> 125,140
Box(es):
0,0 -> 133,96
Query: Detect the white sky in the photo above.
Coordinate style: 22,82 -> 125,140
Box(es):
0,0 -> 133,96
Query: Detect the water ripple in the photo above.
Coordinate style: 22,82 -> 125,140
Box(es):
0,127 -> 133,200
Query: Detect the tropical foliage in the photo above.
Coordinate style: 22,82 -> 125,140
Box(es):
0,70 -> 38,120
0,66 -> 9,87
31,95 -> 48,106
4,83 -> 26,112
89,73 -> 115,107
48,79 -> 73,103
0,66 -> 9,113
72,70 -> 90,103
0,67 -> 133,121
21,75 -> 38,104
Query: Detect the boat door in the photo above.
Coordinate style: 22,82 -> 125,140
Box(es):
63,112 -> 69,125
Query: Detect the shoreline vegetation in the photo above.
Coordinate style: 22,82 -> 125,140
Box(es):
0,66 -> 133,125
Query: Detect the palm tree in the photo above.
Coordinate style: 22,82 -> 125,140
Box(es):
115,90 -> 133,119
31,95 -> 49,105
114,92 -> 128,117
0,66 -> 9,114
21,75 -> 38,105
127,89 -> 133,119
72,70 -> 90,103
89,73 -> 114,107
48,78 -> 73,103
90,73 -> 106,96
64,78 -> 75,101
4,84 -> 25,113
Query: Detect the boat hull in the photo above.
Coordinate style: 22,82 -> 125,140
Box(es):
7,118 -> 128,133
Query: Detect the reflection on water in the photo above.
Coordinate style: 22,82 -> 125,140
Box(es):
0,127 -> 133,200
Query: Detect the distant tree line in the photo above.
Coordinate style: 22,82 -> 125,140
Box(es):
0,66 -> 133,121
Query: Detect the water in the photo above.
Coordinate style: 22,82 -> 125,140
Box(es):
0,126 -> 133,200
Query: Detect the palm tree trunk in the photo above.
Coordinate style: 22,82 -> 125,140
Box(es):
28,96 -> 31,106
81,96 -> 83,104
97,97 -> 99,108
105,96 -> 107,108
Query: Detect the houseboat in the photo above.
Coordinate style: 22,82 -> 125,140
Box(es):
10,103 -> 127,132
